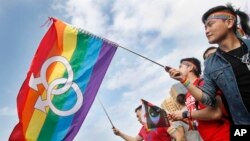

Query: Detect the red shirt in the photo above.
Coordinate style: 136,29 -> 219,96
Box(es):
138,126 -> 171,141
185,78 -> 230,141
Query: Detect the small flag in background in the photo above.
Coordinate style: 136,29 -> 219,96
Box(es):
9,18 -> 117,141
141,99 -> 170,130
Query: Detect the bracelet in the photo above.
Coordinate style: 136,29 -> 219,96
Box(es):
182,79 -> 191,87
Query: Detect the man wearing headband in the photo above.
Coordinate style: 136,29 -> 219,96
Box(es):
167,4 -> 250,125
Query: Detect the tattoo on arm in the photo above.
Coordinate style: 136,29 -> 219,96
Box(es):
201,93 -> 215,107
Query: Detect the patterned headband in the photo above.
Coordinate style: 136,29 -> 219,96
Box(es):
207,12 -> 236,21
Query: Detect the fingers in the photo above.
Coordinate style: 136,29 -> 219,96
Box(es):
164,66 -> 172,72
113,128 -> 120,135
167,113 -> 174,120
165,67 -> 182,78
169,69 -> 179,76
168,69 -> 182,80
169,69 -> 175,76
167,113 -> 179,121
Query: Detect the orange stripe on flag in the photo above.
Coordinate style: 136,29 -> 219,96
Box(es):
22,21 -> 66,135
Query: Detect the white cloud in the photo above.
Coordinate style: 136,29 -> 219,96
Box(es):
0,107 -> 17,116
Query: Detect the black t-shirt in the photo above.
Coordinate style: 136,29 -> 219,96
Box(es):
219,43 -> 250,113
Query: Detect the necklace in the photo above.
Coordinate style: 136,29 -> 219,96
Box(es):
222,45 -> 250,71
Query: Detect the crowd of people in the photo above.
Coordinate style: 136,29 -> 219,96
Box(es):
112,3 -> 250,141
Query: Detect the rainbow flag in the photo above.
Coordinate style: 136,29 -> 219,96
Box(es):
9,18 -> 117,141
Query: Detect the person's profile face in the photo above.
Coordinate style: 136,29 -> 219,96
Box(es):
204,16 -> 229,44
136,110 -> 143,125
179,61 -> 194,76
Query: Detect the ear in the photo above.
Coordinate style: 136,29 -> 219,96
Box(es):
188,65 -> 194,72
226,19 -> 235,29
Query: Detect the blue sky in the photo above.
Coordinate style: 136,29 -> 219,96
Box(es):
0,0 -> 248,140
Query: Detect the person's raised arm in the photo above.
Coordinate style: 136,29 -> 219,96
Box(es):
113,127 -> 143,141
167,67 -> 216,107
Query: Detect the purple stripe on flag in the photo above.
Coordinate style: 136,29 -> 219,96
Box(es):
63,41 -> 117,140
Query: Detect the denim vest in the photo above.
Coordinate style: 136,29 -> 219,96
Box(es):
201,38 -> 250,125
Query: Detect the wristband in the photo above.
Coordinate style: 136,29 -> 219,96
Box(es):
182,111 -> 189,118
182,79 -> 191,87
182,111 -> 191,119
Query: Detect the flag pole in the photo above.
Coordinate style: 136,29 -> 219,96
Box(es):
97,97 -> 115,128
117,45 -> 165,68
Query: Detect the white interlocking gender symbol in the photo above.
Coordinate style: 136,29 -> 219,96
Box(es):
29,56 -> 83,116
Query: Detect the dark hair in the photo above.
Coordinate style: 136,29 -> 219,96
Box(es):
203,46 -> 217,60
202,3 -> 250,36
180,57 -> 201,77
135,105 -> 142,112
176,94 -> 186,106
235,9 -> 250,36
